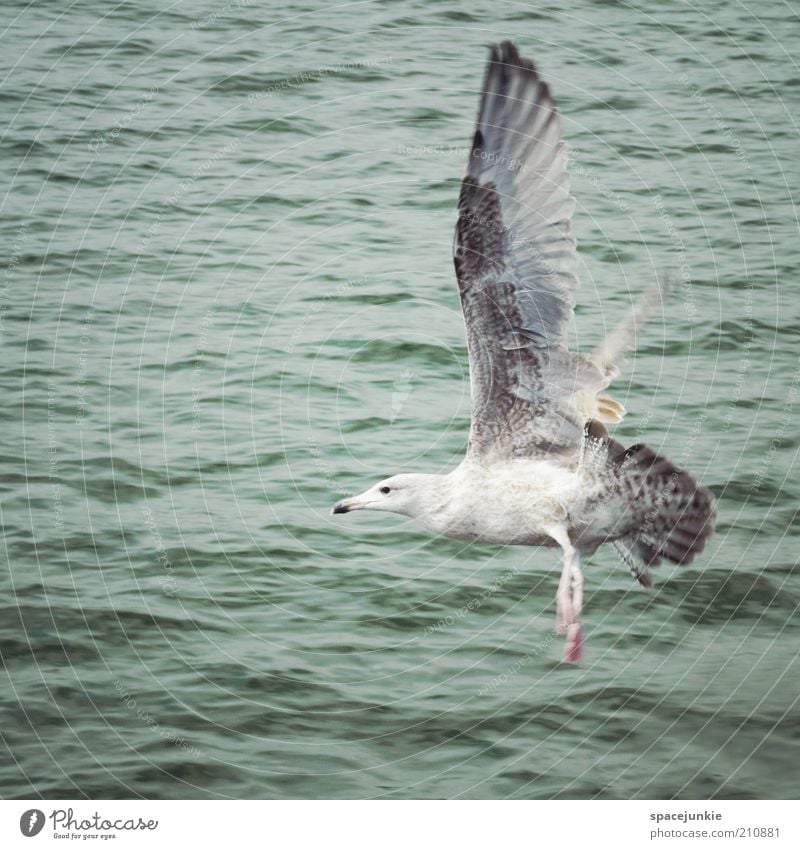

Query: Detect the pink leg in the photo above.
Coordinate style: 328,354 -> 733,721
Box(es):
548,528 -> 584,663
562,550 -> 584,663
555,555 -> 573,635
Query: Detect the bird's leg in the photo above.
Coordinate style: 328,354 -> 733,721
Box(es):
564,549 -> 584,663
548,527 -> 584,663
555,552 -> 573,635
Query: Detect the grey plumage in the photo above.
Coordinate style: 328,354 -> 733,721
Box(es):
576,420 -> 716,584
455,41 -> 591,459
333,42 -> 716,661
453,41 -> 715,585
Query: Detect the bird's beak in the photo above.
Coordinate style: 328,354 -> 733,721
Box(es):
331,496 -> 368,515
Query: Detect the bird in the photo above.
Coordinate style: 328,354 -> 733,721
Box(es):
331,41 -> 716,663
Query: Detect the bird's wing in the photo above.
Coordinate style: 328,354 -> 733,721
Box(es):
454,41 -> 605,461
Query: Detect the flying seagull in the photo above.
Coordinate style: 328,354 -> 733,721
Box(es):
332,41 -> 716,662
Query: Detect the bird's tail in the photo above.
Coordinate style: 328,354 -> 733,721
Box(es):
605,438 -> 716,586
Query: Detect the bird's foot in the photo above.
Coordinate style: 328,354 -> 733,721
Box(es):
562,622 -> 583,663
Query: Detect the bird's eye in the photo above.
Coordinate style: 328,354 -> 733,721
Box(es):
379,486 -> 391,494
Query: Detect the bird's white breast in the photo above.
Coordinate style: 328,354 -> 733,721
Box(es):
423,458 -> 582,545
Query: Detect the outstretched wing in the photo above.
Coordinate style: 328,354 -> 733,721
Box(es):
454,41 -> 604,461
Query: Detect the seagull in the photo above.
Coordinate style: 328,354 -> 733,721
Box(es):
332,41 -> 716,662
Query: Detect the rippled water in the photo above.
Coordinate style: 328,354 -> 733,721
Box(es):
2,0 -> 799,799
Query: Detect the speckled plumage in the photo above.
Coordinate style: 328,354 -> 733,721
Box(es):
333,41 -> 716,662
450,42 -> 715,582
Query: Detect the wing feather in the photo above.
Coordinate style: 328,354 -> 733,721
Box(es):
454,41 -> 598,460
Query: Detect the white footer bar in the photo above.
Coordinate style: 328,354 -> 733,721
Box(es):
1,799 -> 796,848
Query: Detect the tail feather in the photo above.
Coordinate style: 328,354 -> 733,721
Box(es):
602,431 -> 716,583
613,538 -> 653,587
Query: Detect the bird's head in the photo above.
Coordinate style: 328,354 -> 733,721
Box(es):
331,473 -> 444,520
